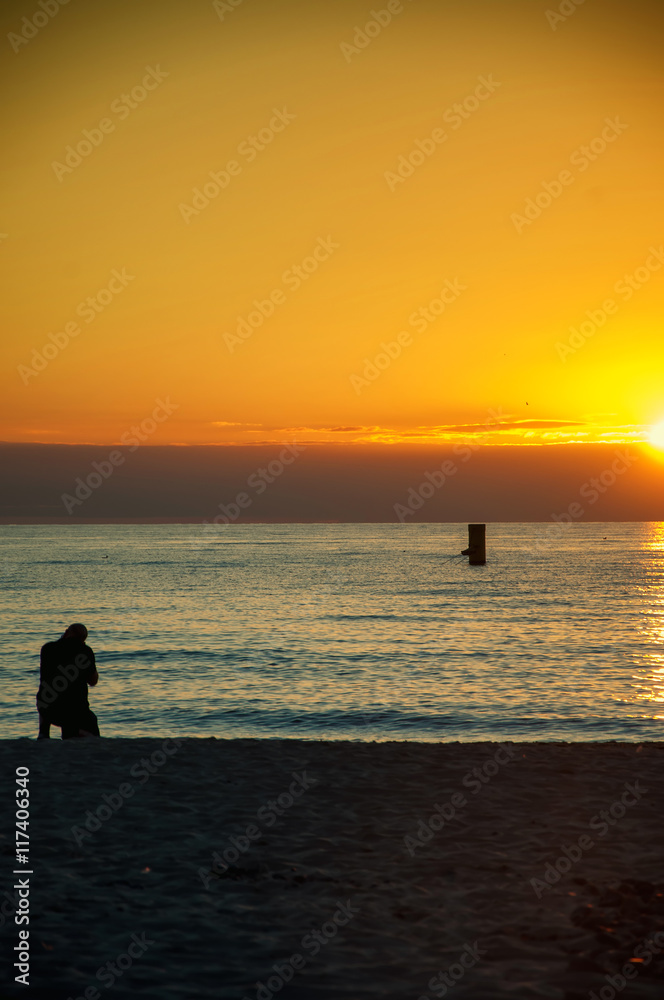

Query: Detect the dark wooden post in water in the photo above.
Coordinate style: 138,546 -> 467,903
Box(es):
462,523 -> 486,565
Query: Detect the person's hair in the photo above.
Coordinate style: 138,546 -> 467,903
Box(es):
64,623 -> 88,640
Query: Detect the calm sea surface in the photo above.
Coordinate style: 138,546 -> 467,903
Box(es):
1,522 -> 663,741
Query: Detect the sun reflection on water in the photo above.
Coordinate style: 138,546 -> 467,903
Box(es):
630,523 -> 664,718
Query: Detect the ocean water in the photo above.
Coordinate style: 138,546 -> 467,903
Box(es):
1,522 -> 663,742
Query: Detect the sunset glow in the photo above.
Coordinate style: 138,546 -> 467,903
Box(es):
1,0 -> 663,456
648,420 -> 664,450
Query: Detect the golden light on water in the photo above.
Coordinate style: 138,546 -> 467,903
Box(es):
633,661 -> 664,706
643,521 -> 664,554
631,522 -> 664,717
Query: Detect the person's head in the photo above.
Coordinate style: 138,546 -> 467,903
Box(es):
63,623 -> 88,641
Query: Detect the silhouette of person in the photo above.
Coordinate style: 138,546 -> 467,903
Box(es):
37,623 -> 100,739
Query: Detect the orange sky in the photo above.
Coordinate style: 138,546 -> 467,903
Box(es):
1,0 -> 664,452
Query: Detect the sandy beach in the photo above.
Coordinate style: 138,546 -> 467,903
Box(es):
1,738 -> 663,1000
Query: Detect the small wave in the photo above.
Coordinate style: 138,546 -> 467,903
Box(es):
322,614 -> 413,621
23,559 -> 104,565
99,649 -> 238,662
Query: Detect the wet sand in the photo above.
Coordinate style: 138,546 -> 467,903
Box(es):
1,738 -> 663,999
